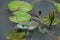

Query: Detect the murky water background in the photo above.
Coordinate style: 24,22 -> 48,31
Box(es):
0,0 -> 60,40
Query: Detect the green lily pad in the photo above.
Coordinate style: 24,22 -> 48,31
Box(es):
56,4 -> 60,13
9,11 -> 31,23
50,1 -> 60,13
8,1 -> 33,12
6,29 -> 26,40
19,1 -> 33,12
40,16 -> 59,25
8,1 -> 22,11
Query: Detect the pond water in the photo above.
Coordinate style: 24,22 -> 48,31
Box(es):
0,0 -> 60,40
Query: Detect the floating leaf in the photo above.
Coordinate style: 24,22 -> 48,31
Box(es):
9,11 -> 31,23
12,11 -> 31,17
48,0 -> 60,13
8,1 -> 33,12
40,16 -> 59,25
8,1 -> 23,11
19,2 -> 33,12
52,1 -> 60,13
56,4 -> 60,13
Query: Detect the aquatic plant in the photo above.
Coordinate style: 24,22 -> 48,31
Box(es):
48,0 -> 60,13
54,3 -> 60,13
9,11 -> 31,23
32,10 -> 59,26
7,0 -> 60,40
36,10 -> 59,33
8,1 -> 33,12
40,16 -> 59,25
49,10 -> 55,27
7,1 -> 34,40
40,11 -> 59,26
6,29 -> 26,40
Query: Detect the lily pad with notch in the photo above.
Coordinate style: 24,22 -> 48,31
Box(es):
8,1 -> 33,12
9,11 -> 31,23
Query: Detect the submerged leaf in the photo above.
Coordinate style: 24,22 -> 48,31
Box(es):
6,29 -> 26,40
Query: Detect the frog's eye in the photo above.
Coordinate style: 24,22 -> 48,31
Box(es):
22,25 -> 25,27
22,25 -> 28,27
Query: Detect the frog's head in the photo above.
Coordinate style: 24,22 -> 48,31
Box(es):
17,23 -> 28,30
17,20 -> 39,30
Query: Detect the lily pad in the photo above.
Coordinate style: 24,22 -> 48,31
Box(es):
8,1 -> 33,12
19,1 -> 33,12
8,1 -> 23,11
40,16 -> 59,25
12,11 -> 31,17
9,11 -> 31,23
9,16 -> 31,23
6,29 -> 26,40
49,1 -> 60,13
56,4 -> 60,13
